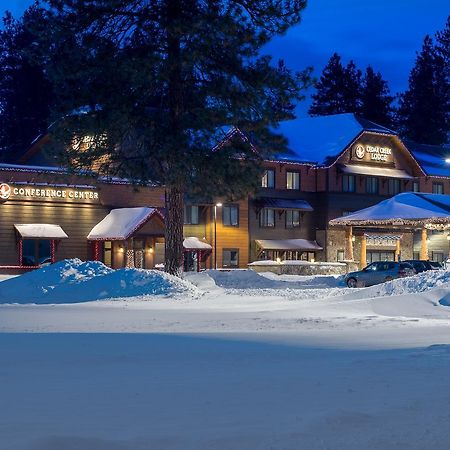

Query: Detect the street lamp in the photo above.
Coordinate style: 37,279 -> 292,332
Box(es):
214,202 -> 222,269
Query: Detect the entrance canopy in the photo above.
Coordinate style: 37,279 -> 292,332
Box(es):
253,197 -> 313,211
256,238 -> 322,251
183,237 -> 212,251
87,207 -> 162,240
330,192 -> 450,228
14,224 -> 68,239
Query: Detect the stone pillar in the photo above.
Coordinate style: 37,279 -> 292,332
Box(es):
395,239 -> 401,261
345,226 -> 354,261
360,234 -> 367,269
420,228 -> 428,260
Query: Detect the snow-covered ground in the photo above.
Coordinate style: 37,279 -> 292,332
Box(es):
2,261 -> 450,449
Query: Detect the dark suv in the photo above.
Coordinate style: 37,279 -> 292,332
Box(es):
345,261 -> 416,288
403,260 -> 439,273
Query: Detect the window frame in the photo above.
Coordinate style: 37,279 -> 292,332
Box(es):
286,171 -> 300,190
222,248 -> 239,268
261,169 -> 275,188
388,178 -> 401,195
222,204 -> 239,227
259,208 -> 276,228
342,174 -> 356,193
285,209 -> 301,228
432,182 -> 444,194
366,176 -> 379,194
184,205 -> 200,225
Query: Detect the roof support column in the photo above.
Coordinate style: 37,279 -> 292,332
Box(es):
345,226 -> 354,261
395,238 -> 401,262
360,235 -> 367,270
420,228 -> 428,261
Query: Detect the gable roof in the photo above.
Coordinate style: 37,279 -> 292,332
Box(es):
273,113 -> 396,165
87,207 -> 163,240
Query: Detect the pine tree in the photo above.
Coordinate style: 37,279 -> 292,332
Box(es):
397,35 -> 448,144
40,0 -> 311,275
309,53 -> 361,116
360,66 -> 394,128
0,5 -> 52,162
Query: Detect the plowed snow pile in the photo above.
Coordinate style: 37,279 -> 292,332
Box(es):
0,259 -> 199,304
344,268 -> 450,300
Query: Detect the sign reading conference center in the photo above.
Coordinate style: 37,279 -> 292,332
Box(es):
0,182 -> 99,203
352,143 -> 393,163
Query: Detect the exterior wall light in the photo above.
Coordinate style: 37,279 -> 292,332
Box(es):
445,158 -> 450,163
276,257 -> 281,264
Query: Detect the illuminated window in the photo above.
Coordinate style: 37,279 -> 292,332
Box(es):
260,208 -> 275,227
103,241 -> 112,267
261,169 -> 275,188
223,205 -> 239,226
286,171 -> 300,190
342,175 -> 355,192
285,210 -> 300,228
223,249 -> 239,268
184,205 -> 199,225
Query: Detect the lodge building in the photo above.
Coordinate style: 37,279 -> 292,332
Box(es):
1,113 -> 449,273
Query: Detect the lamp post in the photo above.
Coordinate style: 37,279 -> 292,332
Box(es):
214,202 -> 222,269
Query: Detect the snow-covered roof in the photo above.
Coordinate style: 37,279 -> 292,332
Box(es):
183,237 -> 212,250
87,207 -> 161,240
255,239 -> 323,251
14,224 -> 69,239
330,192 -> 450,227
274,113 -> 396,165
406,141 -> 450,177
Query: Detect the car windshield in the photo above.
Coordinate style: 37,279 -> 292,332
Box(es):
365,263 -> 378,271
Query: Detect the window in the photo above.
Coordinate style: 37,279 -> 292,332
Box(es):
260,208 -> 275,227
285,210 -> 300,228
184,205 -> 199,225
337,249 -> 345,261
261,169 -> 275,188
223,205 -> 239,226
388,179 -> 401,195
342,175 -> 355,193
21,239 -> 52,266
223,249 -> 239,268
432,251 -> 445,263
413,181 -> 420,192
433,183 -> 444,194
366,177 -> 379,194
286,171 -> 300,190
413,252 -> 420,260
103,241 -> 112,267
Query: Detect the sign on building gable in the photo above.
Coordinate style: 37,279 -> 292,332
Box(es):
352,143 -> 393,163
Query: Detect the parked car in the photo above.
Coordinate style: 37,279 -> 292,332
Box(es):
345,261 -> 416,288
403,260 -> 438,273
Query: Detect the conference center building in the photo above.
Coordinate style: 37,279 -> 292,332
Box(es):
1,113 -> 449,273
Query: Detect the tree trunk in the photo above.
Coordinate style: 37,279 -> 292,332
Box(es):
164,185 -> 184,276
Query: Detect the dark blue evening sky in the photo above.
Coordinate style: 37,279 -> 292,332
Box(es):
3,0 -> 449,116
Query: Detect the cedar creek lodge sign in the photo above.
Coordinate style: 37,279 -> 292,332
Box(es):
0,182 -> 99,202
352,143 -> 393,163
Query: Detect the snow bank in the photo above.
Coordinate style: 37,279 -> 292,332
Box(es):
207,269 -> 343,290
345,269 -> 450,300
0,259 -> 199,304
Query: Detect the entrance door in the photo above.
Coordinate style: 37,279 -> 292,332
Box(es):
134,239 -> 144,269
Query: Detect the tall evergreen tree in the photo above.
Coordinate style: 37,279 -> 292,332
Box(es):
308,53 -> 361,116
40,0 -> 311,275
360,66 -> 394,128
397,34 -> 448,144
0,4 -> 52,162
